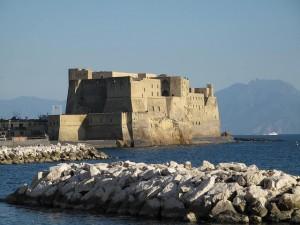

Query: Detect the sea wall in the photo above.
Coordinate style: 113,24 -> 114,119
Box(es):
0,143 -> 108,164
6,160 -> 300,223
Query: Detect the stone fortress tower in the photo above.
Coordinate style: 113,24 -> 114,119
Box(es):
48,68 -> 221,146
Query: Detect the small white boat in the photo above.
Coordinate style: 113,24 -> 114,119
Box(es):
267,131 -> 278,136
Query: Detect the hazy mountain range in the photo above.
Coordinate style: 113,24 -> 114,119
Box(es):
216,79 -> 300,134
1,79 -> 299,134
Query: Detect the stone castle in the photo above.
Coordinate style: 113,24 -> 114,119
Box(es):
48,68 -> 220,146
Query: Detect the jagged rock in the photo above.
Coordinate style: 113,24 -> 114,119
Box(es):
263,174 -> 297,191
247,198 -> 268,217
249,215 -> 262,224
185,211 -> 198,223
230,175 -> 247,186
214,212 -> 249,224
292,186 -> 300,195
210,200 -> 236,216
210,200 -> 249,224
184,161 -> 192,169
267,202 -> 293,222
5,160 -> 300,223
244,170 -> 265,186
157,181 -> 178,199
245,185 -> 268,204
139,198 -> 161,217
233,195 -> 247,213
217,162 -> 247,172
203,182 -> 239,205
199,160 -> 215,171
161,197 -> 185,219
261,177 -> 276,189
292,209 -> 300,223
278,193 -> 300,210
184,176 -> 216,203
0,144 -> 108,164
47,163 -> 71,181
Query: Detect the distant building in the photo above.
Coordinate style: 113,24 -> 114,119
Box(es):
52,105 -> 63,115
0,117 -> 47,139
48,68 -> 221,146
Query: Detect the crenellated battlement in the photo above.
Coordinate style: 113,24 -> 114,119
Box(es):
69,68 -> 159,80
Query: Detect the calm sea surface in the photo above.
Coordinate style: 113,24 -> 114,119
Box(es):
0,135 -> 300,225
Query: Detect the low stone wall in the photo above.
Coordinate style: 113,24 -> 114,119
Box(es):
0,143 -> 108,164
6,160 -> 300,223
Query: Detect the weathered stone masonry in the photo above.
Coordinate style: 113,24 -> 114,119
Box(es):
48,69 -> 221,146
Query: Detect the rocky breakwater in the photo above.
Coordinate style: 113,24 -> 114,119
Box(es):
0,143 -> 108,164
6,160 -> 300,224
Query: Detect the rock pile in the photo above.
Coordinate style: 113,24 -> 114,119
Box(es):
0,143 -> 108,164
6,160 -> 300,223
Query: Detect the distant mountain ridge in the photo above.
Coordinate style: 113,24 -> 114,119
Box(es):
1,79 -> 300,134
0,96 -> 65,119
216,79 -> 300,134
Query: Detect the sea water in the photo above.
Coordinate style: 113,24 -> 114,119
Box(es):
0,135 -> 299,225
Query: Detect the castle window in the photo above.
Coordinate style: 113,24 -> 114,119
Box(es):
152,92 -> 153,96
152,106 -> 155,111
157,92 -> 159,96
144,88 -> 146,92
158,106 -> 160,112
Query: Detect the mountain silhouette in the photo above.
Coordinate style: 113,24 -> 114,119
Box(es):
216,79 -> 300,134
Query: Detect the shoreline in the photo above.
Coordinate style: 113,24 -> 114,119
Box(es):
0,136 -> 234,148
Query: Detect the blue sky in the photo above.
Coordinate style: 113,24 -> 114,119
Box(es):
0,0 -> 299,100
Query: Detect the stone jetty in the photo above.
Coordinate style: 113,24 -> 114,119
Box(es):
6,160 -> 300,224
0,143 -> 108,164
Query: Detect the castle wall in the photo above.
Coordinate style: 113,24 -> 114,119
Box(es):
188,95 -> 220,137
103,77 -> 132,113
131,78 -> 161,98
130,111 -> 193,146
57,115 -> 87,141
69,69 -> 92,80
146,98 -> 168,118
85,113 -> 123,140
169,77 -> 189,97
66,79 -> 107,114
